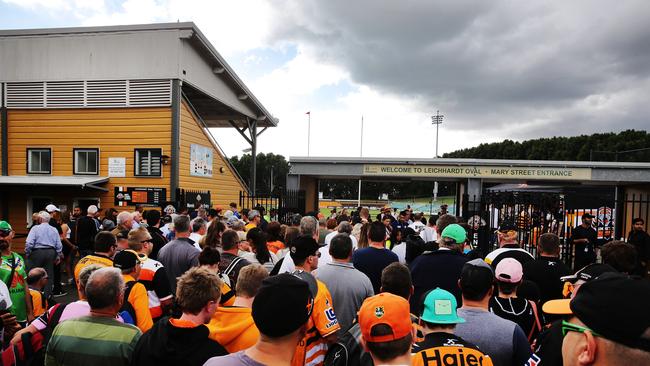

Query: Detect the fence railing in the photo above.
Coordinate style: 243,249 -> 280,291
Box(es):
239,189 -> 306,225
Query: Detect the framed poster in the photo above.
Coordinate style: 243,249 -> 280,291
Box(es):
108,157 -> 126,177
190,144 -> 213,177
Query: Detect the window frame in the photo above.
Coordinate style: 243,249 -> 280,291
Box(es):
26,148 -> 52,175
134,148 -> 163,177
73,148 -> 100,176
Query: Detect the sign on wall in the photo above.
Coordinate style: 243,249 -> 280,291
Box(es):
114,187 -> 166,207
108,157 -> 126,177
362,164 -> 592,181
190,144 -> 213,177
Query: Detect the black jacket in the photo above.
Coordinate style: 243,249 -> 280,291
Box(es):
131,317 -> 227,366
146,226 -> 168,260
72,215 -> 99,251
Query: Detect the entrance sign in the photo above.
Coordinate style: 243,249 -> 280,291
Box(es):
108,157 -> 126,177
363,164 -> 592,181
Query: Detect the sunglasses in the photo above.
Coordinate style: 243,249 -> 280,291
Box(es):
140,239 -> 153,244
312,251 -> 321,258
562,320 -> 600,337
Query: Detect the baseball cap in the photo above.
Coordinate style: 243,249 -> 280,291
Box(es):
543,263 -> 617,315
440,224 -> 466,244
495,258 -> 523,283
498,220 -> 517,232
358,293 -> 412,343
581,213 -> 595,220
420,288 -> 465,324
252,273 -> 314,338
45,204 -> 60,213
0,221 -> 12,233
460,259 -> 494,296
113,249 -> 145,270
289,235 -> 321,262
570,272 -> 650,351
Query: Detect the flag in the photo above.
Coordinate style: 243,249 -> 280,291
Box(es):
305,111 -> 310,115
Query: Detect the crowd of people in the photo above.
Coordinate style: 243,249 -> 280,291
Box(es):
0,202 -> 648,366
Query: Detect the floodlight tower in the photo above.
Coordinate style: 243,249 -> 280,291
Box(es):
431,110 -> 444,158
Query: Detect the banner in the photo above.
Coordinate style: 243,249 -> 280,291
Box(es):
363,164 -> 592,181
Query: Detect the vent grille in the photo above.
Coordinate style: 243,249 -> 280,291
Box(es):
3,79 -> 172,108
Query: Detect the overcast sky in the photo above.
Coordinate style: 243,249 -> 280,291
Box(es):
2,0 -> 649,159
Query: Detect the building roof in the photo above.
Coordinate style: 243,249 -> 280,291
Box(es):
0,22 -> 277,128
0,176 -> 109,191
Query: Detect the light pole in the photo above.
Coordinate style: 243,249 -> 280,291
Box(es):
431,110 -> 444,158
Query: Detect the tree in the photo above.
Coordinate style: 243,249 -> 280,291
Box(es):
229,153 -> 290,195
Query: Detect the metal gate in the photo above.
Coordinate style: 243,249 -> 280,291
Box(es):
239,189 -> 306,225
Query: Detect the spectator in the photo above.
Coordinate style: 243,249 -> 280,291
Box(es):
132,211 -> 144,229
601,240 -> 637,274
73,231 -> 117,291
145,210 -> 168,260
357,293 -> 413,366
208,264 -> 268,352
0,222 -> 34,325
489,258 -> 543,343
10,263 -> 106,346
131,267 -> 227,365
27,267 -> 49,318
358,222 -> 370,249
128,227 -> 173,321
158,215 -> 200,294
291,235 -> 340,366
277,216 -> 319,274
569,213 -> 598,270
201,220 -> 226,249
198,246 -> 236,306
102,208 -> 118,231
112,211 -> 134,236
539,263 -> 618,366
390,210 -> 410,240
318,217 -> 330,244
204,273 -> 313,366
25,211 -> 63,298
561,273 -> 650,365
189,217 -> 207,250
113,250 -> 153,332
241,228 -> 278,272
455,259 -> 532,366
412,288 -> 494,366
229,202 -> 240,219
627,217 -> 650,275
523,233 -> 571,304
316,234 -> 374,335
218,230 -> 251,289
353,221 -> 399,294
265,221 -> 285,254
484,221 -> 534,268
45,267 -> 141,366
420,215 -> 438,243
72,205 -> 99,258
321,221 -> 358,263
245,210 -> 261,231
409,224 -> 469,314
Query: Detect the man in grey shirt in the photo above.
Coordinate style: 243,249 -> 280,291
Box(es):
454,259 -> 532,366
157,215 -> 200,293
316,234 -> 374,334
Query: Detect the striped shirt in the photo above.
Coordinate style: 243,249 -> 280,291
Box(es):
139,258 -> 173,320
45,316 -> 141,366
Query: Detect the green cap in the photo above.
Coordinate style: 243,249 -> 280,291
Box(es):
420,288 -> 465,324
0,221 -> 12,232
441,224 -> 466,243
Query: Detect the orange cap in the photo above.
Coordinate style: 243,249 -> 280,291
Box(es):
358,293 -> 412,343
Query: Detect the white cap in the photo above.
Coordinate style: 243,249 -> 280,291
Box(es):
45,204 -> 60,212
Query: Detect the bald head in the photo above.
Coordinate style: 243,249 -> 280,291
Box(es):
85,267 -> 125,310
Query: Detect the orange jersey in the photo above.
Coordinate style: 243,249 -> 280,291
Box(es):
123,274 -> 153,333
412,332 -> 493,366
29,288 -> 48,317
292,280 -> 340,366
207,306 -> 259,353
266,241 -> 285,254
73,254 -> 113,297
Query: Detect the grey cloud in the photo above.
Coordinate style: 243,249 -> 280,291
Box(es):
265,0 -> 650,139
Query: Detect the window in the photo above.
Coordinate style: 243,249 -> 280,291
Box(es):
27,148 -> 51,174
135,148 -> 162,177
74,149 -> 99,175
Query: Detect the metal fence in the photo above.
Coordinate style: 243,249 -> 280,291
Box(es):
461,189 -> 641,269
239,189 -> 306,225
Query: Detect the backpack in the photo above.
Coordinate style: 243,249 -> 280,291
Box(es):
118,281 -> 138,326
324,323 -> 373,366
1,302 -> 68,366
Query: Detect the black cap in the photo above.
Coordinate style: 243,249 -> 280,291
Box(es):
460,259 -> 495,295
113,250 -> 144,270
561,263 -> 617,283
498,219 -> 517,232
289,235 -> 321,262
252,273 -> 313,337
570,272 -> 650,351
582,213 -> 595,220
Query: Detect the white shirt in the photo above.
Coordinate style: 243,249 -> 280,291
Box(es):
0,281 -> 12,310
324,231 -> 358,248
278,252 -> 295,273
420,226 -> 438,243
392,242 -> 406,264
409,221 -> 426,234
189,233 -> 203,250
241,251 -> 279,273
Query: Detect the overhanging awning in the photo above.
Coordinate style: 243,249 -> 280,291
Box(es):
0,176 -> 109,192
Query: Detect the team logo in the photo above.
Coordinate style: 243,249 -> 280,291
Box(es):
375,306 -> 384,318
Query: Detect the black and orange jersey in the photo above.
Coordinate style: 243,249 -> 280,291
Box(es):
412,332 -> 493,366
